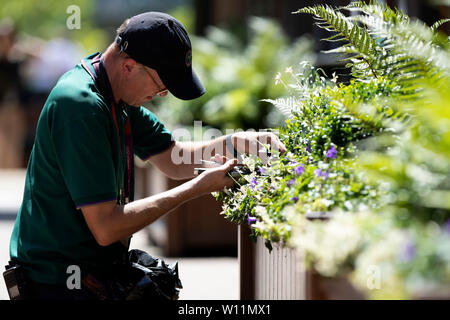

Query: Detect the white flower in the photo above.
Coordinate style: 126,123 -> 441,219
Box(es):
275,72 -> 282,85
289,212 -> 363,276
331,72 -> 338,83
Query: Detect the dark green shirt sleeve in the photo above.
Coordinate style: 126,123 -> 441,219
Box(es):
129,106 -> 175,160
51,103 -> 118,208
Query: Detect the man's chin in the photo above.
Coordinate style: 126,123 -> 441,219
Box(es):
122,99 -> 142,107
122,96 -> 153,107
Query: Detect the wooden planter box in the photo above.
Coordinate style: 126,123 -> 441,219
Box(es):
239,218 -> 450,300
135,162 -> 237,257
238,222 -> 366,300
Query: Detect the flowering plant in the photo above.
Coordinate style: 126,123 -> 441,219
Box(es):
215,1 -> 450,298
216,72 -> 397,248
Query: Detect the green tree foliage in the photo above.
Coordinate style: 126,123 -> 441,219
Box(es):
1,0 -> 107,52
151,17 -> 315,131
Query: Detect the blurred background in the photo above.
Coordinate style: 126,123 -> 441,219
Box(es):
0,0 -> 448,300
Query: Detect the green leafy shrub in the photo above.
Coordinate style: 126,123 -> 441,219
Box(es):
289,78 -> 450,298
216,1 -> 450,298
1,0 -> 108,52
217,71 -> 398,247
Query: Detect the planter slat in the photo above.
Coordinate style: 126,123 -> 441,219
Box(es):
270,242 -> 274,299
286,249 -> 290,299
240,225 -> 307,300
239,223 -> 370,300
238,222 -> 254,299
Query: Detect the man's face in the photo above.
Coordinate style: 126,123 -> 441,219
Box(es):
120,59 -> 168,106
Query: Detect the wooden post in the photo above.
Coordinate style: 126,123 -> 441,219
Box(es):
238,212 -> 369,300
238,224 -> 255,299
238,224 -> 307,300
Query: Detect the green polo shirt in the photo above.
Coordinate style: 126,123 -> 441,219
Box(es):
9,53 -> 174,285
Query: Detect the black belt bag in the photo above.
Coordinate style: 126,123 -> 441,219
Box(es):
3,261 -> 30,300
82,249 -> 183,300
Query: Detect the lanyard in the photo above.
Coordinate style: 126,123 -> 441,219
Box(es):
81,54 -> 132,205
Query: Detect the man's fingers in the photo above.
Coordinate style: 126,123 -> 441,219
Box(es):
223,158 -> 238,171
226,158 -> 238,167
267,134 -> 287,154
268,134 -> 286,153
255,133 -> 287,154
219,155 -> 229,163
210,154 -> 228,164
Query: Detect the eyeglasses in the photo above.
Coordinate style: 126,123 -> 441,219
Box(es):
141,66 -> 168,97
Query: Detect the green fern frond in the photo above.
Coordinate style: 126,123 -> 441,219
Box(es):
390,22 -> 450,74
358,18 -> 443,85
431,18 -> 450,33
295,2 -> 450,88
294,5 -> 380,79
261,98 -> 301,117
343,1 -> 409,25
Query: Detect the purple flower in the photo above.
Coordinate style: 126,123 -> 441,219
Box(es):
247,215 -> 257,225
443,219 -> 450,234
314,168 -> 329,180
306,143 -> 312,153
258,167 -> 267,175
399,240 -> 416,262
326,145 -> 338,159
291,196 -> 299,202
250,177 -> 257,190
294,164 -> 304,176
287,178 -> 295,187
314,168 -> 322,177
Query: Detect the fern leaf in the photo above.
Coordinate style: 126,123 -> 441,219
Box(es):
295,5 -> 380,79
261,98 -> 301,117
324,43 -> 359,54
296,1 -> 450,85
431,18 -> 450,33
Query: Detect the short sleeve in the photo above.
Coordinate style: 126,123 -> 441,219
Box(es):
51,110 -> 117,208
129,106 -> 175,160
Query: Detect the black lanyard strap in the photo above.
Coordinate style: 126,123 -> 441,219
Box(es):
81,54 -> 132,205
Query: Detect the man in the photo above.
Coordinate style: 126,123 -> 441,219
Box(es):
8,12 -> 286,300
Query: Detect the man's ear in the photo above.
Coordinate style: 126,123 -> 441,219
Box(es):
122,57 -> 138,76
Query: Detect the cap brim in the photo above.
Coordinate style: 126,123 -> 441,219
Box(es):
158,66 -> 205,101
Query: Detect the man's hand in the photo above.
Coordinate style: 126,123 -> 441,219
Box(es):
193,156 -> 239,195
81,154 -> 237,247
146,132 -> 286,181
230,131 -> 287,162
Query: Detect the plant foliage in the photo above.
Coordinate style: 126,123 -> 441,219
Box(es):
216,2 -> 450,299
294,1 -> 450,94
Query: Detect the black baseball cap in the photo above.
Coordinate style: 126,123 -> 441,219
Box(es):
115,12 -> 205,100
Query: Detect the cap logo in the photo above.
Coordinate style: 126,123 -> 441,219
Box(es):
116,36 -> 129,54
122,40 -> 128,52
185,50 -> 192,67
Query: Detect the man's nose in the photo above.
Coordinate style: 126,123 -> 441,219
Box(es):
158,90 -> 169,97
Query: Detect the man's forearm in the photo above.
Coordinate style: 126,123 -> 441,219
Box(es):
82,156 -> 238,247
99,178 -> 202,246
